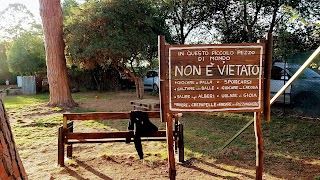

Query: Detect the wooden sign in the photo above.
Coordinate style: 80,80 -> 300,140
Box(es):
165,44 -> 265,113
159,36 -> 271,180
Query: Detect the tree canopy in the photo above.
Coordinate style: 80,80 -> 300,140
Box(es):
163,0 -> 216,44
64,0 -> 171,72
6,32 -> 46,75
0,43 -> 11,82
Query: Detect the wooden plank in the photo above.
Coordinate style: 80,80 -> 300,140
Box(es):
166,113 -> 176,180
67,131 -> 167,140
63,111 -> 160,120
64,112 -> 130,120
254,112 -> 264,180
63,116 -> 67,129
68,137 -> 167,144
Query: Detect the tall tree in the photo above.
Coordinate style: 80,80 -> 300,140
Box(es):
39,0 -> 77,108
0,99 -> 27,179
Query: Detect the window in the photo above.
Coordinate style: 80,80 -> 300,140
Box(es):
271,66 -> 286,80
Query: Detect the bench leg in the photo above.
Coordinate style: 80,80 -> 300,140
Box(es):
174,120 -> 179,153
67,144 -> 72,158
67,123 -> 73,158
178,123 -> 184,163
58,126 -> 65,167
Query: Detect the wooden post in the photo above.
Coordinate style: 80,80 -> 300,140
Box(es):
63,116 -> 67,129
174,118 -> 178,153
166,113 -> 176,180
178,123 -> 184,163
159,35 -> 167,122
66,145 -> 72,159
58,126 -> 65,166
264,33 -> 272,121
254,112 -> 263,179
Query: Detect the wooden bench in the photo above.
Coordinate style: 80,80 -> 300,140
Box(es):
58,111 -> 184,167
130,99 -> 160,111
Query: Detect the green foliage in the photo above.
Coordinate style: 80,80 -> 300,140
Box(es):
0,43 -> 13,82
3,94 -> 49,109
212,0 -> 318,44
64,0 -> 170,73
6,32 -> 46,75
273,29 -> 306,61
161,0 -> 215,44
274,25 -> 319,65
62,0 -> 79,18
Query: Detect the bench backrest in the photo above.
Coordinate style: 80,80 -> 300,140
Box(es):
62,111 -> 160,128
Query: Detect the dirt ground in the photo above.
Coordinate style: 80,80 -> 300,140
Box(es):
6,92 -> 320,180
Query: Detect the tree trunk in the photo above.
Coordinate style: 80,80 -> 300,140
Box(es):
39,0 -> 77,108
134,77 -> 144,99
0,99 -> 27,180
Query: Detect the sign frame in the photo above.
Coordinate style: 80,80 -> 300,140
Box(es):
166,44 -> 265,113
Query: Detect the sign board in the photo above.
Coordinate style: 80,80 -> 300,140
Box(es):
158,36 -> 271,180
164,44 -> 265,113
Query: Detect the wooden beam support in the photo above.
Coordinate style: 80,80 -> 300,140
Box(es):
166,113 -> 176,180
254,112 -> 264,180
67,122 -> 73,158
68,137 -> 167,144
58,126 -> 65,167
63,111 -> 160,120
159,35 -> 167,122
264,33 -> 272,121
67,131 -> 167,140
178,123 -> 184,163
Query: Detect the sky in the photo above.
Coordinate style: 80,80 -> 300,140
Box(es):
0,0 -> 41,21
0,0 -> 86,41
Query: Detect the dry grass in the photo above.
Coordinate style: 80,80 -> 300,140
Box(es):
3,91 -> 320,179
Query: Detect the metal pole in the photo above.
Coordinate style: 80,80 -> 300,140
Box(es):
221,46 -> 320,149
220,118 -> 254,149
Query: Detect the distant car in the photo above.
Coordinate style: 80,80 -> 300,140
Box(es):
271,62 -> 320,115
144,70 -> 159,93
119,71 -> 135,88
